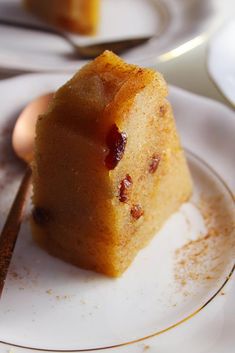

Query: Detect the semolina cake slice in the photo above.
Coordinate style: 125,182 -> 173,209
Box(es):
24,0 -> 99,35
31,51 -> 193,277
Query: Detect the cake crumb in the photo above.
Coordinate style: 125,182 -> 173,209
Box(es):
11,271 -> 19,279
46,289 -> 52,295
143,344 -> 150,351
23,266 -> 31,275
9,271 -> 23,280
55,294 -> 72,301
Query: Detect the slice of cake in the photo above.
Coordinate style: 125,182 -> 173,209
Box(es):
31,51 -> 192,277
24,0 -> 99,35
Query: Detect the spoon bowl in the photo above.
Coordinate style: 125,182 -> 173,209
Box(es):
12,93 -> 53,163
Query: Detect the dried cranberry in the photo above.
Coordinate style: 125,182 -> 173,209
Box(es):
119,174 -> 132,202
105,124 -> 127,170
149,154 -> 161,174
131,204 -> 144,220
32,207 -> 50,225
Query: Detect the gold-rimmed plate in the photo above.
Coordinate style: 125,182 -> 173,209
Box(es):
0,75 -> 234,353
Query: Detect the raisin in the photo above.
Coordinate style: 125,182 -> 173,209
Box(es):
131,204 -> 144,220
32,207 -> 50,225
159,105 -> 167,117
149,154 -> 161,174
105,124 -> 127,170
119,174 -> 132,202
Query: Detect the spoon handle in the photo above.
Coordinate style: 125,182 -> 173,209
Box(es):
0,167 -> 32,297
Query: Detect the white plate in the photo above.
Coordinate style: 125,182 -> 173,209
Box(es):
0,0 -> 231,73
208,20 -> 235,106
0,74 -> 234,353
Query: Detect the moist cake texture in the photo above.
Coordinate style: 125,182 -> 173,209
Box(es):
31,51 -> 193,277
24,0 -> 99,35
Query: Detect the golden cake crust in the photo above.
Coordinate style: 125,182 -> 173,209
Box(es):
31,51 -> 192,277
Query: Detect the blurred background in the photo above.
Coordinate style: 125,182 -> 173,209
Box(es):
0,0 -> 234,104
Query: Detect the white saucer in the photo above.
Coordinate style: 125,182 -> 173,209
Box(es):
0,74 -> 234,353
0,0 -> 231,72
208,20 -> 235,106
